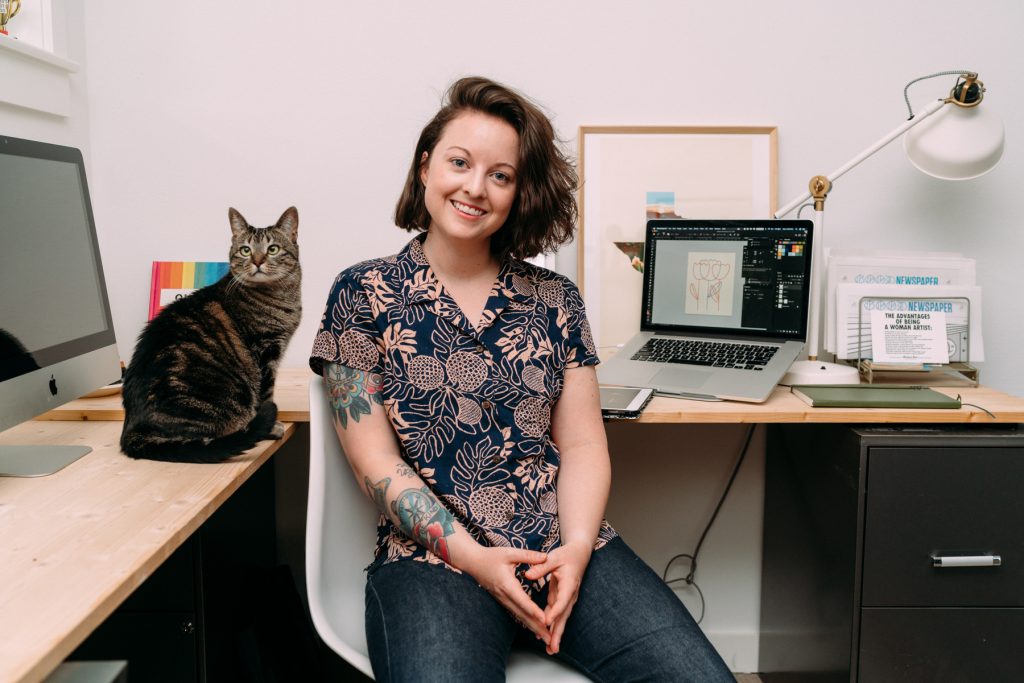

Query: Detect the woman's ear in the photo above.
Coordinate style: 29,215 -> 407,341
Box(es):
419,151 -> 429,185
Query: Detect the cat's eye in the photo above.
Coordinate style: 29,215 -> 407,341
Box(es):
239,246 -> 252,255
267,245 -> 280,255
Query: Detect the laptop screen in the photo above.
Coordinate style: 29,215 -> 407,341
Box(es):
641,219 -> 813,341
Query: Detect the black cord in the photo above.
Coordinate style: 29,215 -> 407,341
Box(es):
957,395 -> 996,419
662,424 -> 757,623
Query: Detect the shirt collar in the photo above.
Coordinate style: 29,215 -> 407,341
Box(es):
396,235 -> 536,333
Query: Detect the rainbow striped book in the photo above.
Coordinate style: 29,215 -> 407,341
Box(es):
149,261 -> 229,320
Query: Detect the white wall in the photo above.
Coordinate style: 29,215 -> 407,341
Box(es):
80,0 -> 1024,671
0,4 -> 88,153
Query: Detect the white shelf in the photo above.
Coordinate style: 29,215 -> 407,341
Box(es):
0,34 -> 78,117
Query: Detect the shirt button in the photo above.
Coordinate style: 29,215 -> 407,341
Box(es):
475,344 -> 486,354
481,400 -> 493,410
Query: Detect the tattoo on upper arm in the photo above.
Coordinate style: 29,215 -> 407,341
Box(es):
324,362 -> 384,428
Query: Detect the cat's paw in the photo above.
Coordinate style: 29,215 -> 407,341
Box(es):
269,421 -> 286,439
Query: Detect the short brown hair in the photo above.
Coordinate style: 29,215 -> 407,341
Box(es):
394,76 -> 578,261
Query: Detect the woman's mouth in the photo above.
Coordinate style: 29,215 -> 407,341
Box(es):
452,200 -> 486,217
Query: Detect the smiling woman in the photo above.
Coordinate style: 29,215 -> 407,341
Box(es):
309,76 -> 735,681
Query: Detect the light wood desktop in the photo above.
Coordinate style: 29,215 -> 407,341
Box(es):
0,419 -> 295,683
5,367 -> 1024,683
37,367 -> 1024,424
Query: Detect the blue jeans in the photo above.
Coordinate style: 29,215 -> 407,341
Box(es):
364,536 -> 734,682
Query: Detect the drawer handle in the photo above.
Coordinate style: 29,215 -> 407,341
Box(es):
931,554 -> 1001,568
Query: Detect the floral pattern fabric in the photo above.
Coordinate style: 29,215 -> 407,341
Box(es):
310,235 -> 616,590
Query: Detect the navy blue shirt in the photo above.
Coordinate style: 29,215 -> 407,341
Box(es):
310,235 -> 616,588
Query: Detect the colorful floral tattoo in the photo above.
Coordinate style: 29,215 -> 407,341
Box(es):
324,362 -> 384,428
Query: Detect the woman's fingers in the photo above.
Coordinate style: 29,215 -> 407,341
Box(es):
543,573 -> 576,625
546,596 -> 576,655
497,581 -> 548,642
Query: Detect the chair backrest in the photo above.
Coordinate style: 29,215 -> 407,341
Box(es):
306,377 -> 377,677
305,377 -> 588,682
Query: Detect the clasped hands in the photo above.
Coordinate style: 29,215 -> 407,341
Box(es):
463,539 -> 593,655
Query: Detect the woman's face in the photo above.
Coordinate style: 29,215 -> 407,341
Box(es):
419,111 -> 519,249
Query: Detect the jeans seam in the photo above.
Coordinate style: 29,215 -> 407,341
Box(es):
367,575 -> 391,682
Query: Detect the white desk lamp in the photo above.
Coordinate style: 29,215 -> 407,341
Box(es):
775,70 -> 1005,385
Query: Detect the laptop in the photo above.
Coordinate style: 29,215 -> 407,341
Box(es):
597,218 -> 814,403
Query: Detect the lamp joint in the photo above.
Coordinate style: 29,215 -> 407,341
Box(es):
809,175 -> 831,212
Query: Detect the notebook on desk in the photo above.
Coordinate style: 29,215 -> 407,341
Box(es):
597,219 -> 814,403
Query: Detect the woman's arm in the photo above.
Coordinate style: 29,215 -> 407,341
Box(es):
525,364 -> 611,653
322,361 -> 551,642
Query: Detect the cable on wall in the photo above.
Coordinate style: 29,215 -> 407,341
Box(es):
662,423 -> 758,623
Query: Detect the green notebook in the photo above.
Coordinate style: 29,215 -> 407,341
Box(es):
790,384 -> 962,409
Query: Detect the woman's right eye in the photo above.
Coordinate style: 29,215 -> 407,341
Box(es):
451,158 -> 468,169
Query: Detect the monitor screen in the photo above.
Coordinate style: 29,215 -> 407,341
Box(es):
0,135 -> 120,471
641,219 -> 813,341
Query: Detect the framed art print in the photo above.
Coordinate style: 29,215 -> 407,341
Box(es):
578,126 -> 777,355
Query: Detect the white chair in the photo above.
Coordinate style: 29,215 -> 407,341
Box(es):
306,377 -> 588,682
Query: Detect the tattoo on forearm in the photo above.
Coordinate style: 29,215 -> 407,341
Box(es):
365,475 -> 391,512
324,362 -> 384,428
395,462 -> 415,477
392,487 -> 456,564
363,474 -> 456,564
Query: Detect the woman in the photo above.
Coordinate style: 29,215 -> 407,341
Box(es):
309,76 -> 733,682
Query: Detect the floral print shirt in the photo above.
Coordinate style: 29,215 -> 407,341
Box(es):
309,235 -> 617,589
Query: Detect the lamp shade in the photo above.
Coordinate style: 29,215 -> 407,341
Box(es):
903,102 -> 1005,180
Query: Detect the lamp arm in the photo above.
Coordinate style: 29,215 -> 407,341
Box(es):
774,98 -> 948,218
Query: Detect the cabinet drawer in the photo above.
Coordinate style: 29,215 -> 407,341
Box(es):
862,446 -> 1024,607
859,607 -> 1024,682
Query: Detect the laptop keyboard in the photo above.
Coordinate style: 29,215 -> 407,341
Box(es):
630,338 -> 778,370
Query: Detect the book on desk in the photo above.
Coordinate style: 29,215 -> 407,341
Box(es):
790,384 -> 962,409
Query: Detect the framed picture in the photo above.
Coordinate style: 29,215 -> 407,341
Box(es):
577,126 -> 778,356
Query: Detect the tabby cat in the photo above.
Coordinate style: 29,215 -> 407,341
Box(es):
120,206 -> 301,462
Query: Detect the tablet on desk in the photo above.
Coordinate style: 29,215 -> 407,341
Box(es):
600,386 -> 654,419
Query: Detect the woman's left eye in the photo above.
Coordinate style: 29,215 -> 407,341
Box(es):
492,171 -> 511,184
267,245 -> 280,255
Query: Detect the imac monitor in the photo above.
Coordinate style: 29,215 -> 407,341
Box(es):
0,135 -> 121,476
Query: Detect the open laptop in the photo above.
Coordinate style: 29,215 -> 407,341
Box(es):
597,219 -> 813,403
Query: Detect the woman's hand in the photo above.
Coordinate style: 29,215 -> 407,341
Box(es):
523,540 -> 593,654
461,545 -> 551,646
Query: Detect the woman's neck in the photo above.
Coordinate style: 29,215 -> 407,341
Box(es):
421,232 -> 500,285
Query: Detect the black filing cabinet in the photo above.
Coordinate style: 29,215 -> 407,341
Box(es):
759,425 -> 1024,682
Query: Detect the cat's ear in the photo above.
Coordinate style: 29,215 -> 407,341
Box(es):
228,208 -> 249,237
277,206 -> 299,242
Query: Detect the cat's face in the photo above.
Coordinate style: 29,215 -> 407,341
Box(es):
228,207 -> 300,283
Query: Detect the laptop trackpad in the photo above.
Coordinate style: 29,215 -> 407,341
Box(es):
651,366 -> 713,390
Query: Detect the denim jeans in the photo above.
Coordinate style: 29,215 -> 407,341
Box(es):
364,536 -> 734,682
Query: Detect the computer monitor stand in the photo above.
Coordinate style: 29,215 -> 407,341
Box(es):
0,445 -> 93,477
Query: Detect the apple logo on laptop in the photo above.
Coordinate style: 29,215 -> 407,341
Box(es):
49,374 -> 58,396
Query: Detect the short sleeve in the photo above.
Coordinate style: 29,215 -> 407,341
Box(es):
562,278 -> 600,369
309,270 -> 383,377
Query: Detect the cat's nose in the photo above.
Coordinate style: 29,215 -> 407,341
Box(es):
252,254 -> 265,267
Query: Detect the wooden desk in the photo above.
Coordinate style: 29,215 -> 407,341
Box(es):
0,420 -> 295,683
11,367 -> 1024,683
39,367 -> 1024,425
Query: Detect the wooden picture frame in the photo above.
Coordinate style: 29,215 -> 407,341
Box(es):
577,126 -> 778,355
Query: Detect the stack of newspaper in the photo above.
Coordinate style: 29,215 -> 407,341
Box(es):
824,250 -> 983,365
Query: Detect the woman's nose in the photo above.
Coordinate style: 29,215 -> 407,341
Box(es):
463,170 -> 486,197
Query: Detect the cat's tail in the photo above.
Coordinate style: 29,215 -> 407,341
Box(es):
120,402 -> 282,463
